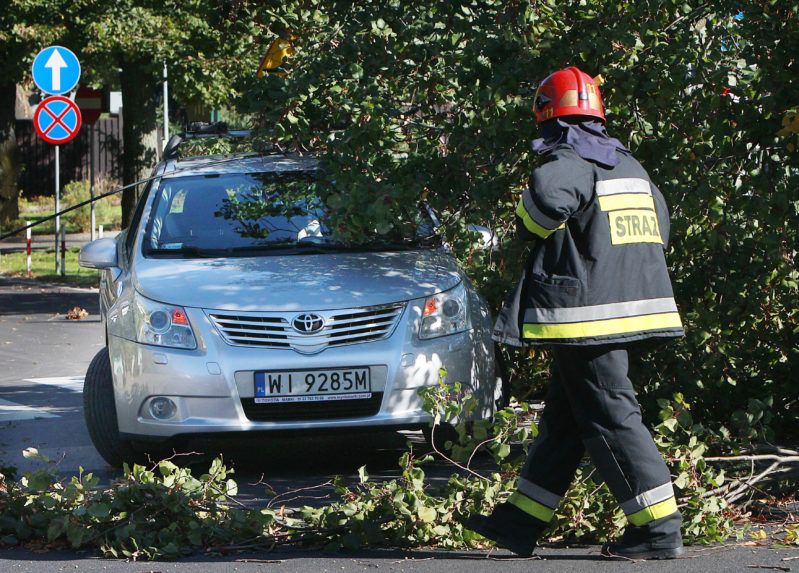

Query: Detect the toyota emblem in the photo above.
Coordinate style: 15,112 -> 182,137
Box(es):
292,313 -> 325,334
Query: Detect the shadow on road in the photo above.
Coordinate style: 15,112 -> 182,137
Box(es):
0,290 -> 100,316
92,430 -> 501,512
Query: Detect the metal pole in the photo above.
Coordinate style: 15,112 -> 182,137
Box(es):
90,123 -> 96,241
54,145 -> 60,274
60,224 -> 66,276
26,223 -> 32,278
162,60 -> 169,149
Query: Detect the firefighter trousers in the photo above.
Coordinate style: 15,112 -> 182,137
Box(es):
507,344 -> 682,544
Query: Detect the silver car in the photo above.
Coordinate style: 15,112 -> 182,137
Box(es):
79,152 -> 503,467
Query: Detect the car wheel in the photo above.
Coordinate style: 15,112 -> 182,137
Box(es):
494,343 -> 511,411
83,347 -> 140,468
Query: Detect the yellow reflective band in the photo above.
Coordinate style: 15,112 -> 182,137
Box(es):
598,193 -> 656,212
627,497 -> 679,526
508,492 -> 556,523
516,201 -> 555,239
608,209 -> 663,245
522,312 -> 683,340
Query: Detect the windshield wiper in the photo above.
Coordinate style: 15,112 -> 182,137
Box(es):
223,242 -> 339,255
147,245 -> 222,258
225,241 -> 428,254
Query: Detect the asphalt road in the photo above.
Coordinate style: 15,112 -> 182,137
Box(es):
0,274 -> 796,571
2,544 -> 797,573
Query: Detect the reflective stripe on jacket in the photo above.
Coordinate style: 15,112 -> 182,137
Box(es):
493,146 -> 684,347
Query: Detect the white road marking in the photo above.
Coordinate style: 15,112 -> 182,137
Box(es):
0,399 -> 59,422
25,375 -> 84,393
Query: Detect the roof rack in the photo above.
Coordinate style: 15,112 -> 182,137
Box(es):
163,122 -> 252,160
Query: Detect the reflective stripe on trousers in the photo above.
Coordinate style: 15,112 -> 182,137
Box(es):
621,482 -> 679,526
507,478 -> 563,523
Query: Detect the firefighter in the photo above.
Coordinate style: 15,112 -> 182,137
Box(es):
465,66 -> 685,560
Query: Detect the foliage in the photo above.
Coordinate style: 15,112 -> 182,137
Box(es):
64,0 -> 266,223
177,138 -> 258,159
418,374 -> 536,467
0,1 -> 67,82
62,178 -> 122,232
69,1 -> 261,107
302,451 -> 503,550
783,524 -> 799,547
7,185 -> 122,236
240,0 -> 799,441
0,449 -> 277,560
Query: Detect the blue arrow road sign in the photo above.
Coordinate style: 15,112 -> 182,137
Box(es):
32,46 -> 81,95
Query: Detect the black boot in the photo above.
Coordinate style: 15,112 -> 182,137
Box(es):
464,502 -> 544,557
601,512 -> 684,560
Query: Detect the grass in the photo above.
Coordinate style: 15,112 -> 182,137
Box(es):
0,247 -> 100,287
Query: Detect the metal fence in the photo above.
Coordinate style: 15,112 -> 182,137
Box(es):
15,116 -> 124,198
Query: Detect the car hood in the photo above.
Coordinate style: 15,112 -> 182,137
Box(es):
132,249 -> 463,311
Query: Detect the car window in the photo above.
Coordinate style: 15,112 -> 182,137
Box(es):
143,171 -> 436,256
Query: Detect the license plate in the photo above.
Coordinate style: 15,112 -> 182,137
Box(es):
254,367 -> 371,404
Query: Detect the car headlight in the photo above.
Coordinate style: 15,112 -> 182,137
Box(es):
419,282 -> 471,339
132,291 -> 197,349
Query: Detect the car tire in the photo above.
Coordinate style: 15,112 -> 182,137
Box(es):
422,422 -> 459,455
83,347 -> 140,468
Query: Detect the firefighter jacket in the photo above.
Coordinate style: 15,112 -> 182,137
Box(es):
493,146 -> 684,346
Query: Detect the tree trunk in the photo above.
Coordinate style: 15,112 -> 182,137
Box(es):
0,82 -> 20,224
119,59 -> 159,228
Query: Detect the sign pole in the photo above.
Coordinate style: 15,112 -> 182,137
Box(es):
54,145 -> 60,274
163,61 -> 169,148
26,223 -> 32,277
31,46 -> 82,271
90,124 -> 96,241
60,224 -> 66,276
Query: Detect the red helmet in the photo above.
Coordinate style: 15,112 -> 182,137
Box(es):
533,66 -> 605,123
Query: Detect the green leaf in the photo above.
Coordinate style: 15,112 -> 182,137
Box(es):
661,418 -> 679,432
66,524 -> 86,548
496,443 -> 511,460
47,517 -> 67,541
26,471 -> 53,492
225,478 -> 238,497
22,448 -> 39,460
417,506 -> 437,523
87,502 -> 111,520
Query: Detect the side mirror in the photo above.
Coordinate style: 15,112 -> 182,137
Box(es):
467,224 -> 499,252
79,238 -> 119,269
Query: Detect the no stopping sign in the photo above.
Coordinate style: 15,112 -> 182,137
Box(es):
34,96 -> 83,144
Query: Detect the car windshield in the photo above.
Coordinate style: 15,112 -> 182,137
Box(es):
143,171 -> 437,256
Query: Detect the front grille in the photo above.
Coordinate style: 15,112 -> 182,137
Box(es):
206,303 -> 405,353
240,393 -> 384,421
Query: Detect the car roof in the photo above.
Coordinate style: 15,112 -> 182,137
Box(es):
160,153 -> 318,179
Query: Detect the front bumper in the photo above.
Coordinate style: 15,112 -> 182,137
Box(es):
109,300 -> 497,439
